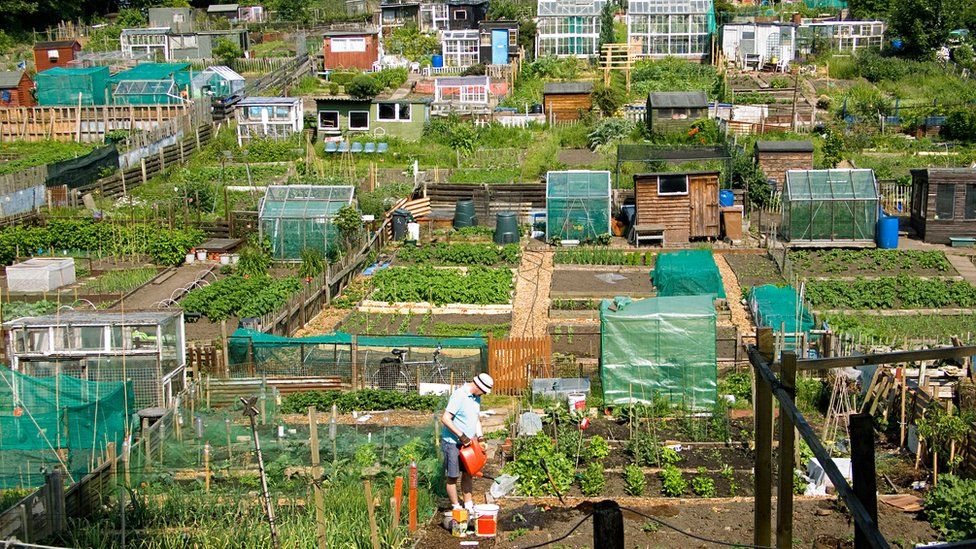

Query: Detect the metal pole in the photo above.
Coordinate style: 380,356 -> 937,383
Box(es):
241,396 -> 279,548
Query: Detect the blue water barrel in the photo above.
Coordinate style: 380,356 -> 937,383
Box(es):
876,216 -> 899,249
719,189 -> 735,207
431,55 -> 444,68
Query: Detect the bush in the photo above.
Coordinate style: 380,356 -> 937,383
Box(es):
942,109 -> 976,142
347,75 -> 382,99
281,389 -> 445,414
623,464 -> 646,496
592,81 -> 626,117
579,462 -> 606,496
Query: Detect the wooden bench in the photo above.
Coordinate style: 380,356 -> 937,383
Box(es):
630,223 -> 665,247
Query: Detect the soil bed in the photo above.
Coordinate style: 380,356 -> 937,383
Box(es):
550,268 -> 654,298
724,252 -> 785,289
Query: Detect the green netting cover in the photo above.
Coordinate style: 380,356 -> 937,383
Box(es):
546,171 -> 611,242
652,250 -> 726,298
748,285 -> 814,334
600,296 -> 717,408
110,63 -> 192,105
804,0 -> 846,8
782,169 -> 879,243
0,370 -> 133,488
35,67 -> 111,106
259,185 -> 355,261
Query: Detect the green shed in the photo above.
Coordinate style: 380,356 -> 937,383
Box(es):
35,66 -> 111,106
600,295 -> 717,408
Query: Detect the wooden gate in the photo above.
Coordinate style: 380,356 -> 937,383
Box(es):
689,172 -> 720,238
488,336 -> 552,395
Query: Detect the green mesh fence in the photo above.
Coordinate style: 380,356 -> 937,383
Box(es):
258,186 -> 355,261
749,284 -> 816,353
228,329 -> 488,389
546,171 -> 612,242
35,67 -> 112,106
782,169 -> 879,243
600,296 -> 717,408
0,370 -> 133,489
652,250 -> 726,298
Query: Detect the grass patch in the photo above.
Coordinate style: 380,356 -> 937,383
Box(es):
824,313 -> 976,343
0,141 -> 97,176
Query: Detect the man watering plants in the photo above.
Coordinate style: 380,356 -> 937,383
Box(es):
440,373 -> 494,513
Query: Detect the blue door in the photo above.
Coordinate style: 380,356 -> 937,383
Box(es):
491,29 -> 509,65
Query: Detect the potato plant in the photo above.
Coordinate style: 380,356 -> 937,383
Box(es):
371,266 -> 513,305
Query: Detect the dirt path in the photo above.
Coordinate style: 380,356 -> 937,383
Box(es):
294,307 -> 349,337
715,254 -> 754,334
510,249 -> 553,338
946,253 -> 976,285
117,263 -> 217,310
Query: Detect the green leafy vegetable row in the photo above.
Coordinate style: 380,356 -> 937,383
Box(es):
553,248 -> 651,266
371,266 -> 513,305
806,276 -> 976,309
789,249 -> 952,274
397,242 -> 520,266
0,219 -> 203,267
280,389 -> 445,414
181,275 -> 302,321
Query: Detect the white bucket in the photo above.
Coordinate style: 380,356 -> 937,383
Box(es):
196,250 -> 207,261
567,392 -> 586,413
473,504 -> 499,517
220,254 -> 230,265
185,253 -> 195,264
407,222 -> 420,241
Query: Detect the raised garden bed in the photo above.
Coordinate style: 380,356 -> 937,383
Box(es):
550,268 -> 654,299
788,249 -> 956,278
394,242 -> 521,267
725,252 -> 785,289
337,311 -> 511,338
805,276 -> 976,310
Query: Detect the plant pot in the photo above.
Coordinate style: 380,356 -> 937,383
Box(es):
220,254 -> 230,265
185,253 -> 195,264
196,250 -> 207,261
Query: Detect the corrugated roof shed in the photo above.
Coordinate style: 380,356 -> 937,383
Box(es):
0,71 -> 24,89
35,40 -> 80,49
543,81 -> 594,95
756,140 -> 814,153
648,91 -> 708,108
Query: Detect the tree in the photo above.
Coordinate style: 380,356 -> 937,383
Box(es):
848,0 -> 893,19
598,0 -> 616,52
942,109 -> 976,141
213,38 -> 243,67
116,8 -> 147,27
591,81 -> 626,117
819,127 -> 844,169
271,0 -> 309,24
346,74 -> 382,99
888,0 -> 970,56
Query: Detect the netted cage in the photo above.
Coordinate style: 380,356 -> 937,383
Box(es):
749,284 -> 816,353
227,329 -> 488,392
258,185 -> 356,261
782,169 -> 879,244
0,370 -> 133,489
652,249 -> 726,298
600,295 -> 717,408
35,66 -> 112,106
110,62 -> 191,105
546,171 -> 612,243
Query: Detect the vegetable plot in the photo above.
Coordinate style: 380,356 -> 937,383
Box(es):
396,243 -> 521,266
805,276 -> 976,309
181,275 -> 302,321
371,266 -> 513,305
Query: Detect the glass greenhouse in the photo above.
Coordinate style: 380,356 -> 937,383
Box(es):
536,0 -> 607,57
546,170 -> 612,243
781,169 -> 879,245
258,185 -> 356,261
628,0 -> 716,59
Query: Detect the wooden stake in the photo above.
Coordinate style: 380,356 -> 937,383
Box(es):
204,443 -> 211,492
309,406 -> 326,549
408,462 -> 418,532
754,327 -> 774,549
364,480 -> 381,549
899,368 -> 908,448
776,351 -> 797,549
850,413 -> 878,549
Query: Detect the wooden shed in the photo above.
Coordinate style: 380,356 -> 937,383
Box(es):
543,81 -> 593,123
910,168 -> 976,245
323,29 -> 381,71
633,171 -> 720,245
33,40 -> 81,73
646,91 -> 708,134
0,71 -> 34,107
755,140 -> 814,188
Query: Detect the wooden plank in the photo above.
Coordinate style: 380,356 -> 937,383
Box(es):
754,326 -> 774,548
800,346 -> 976,371
851,413 -> 879,549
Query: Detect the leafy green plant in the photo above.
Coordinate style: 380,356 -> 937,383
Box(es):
659,465 -> 687,497
917,407 -> 969,475
805,275 -> 976,310
720,464 -> 737,496
371,266 -> 513,305
718,371 -> 752,404
235,245 -> 271,277
280,390 -> 445,414
298,248 -> 325,279
397,243 -> 521,267
579,462 -> 606,496
585,435 -> 611,461
691,468 -> 716,497
180,275 -> 301,321
925,475 -> 976,541
504,433 -> 574,496
82,267 -> 158,294
623,464 -> 646,496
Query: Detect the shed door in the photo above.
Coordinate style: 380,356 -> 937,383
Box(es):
492,29 -> 509,65
689,175 -> 719,238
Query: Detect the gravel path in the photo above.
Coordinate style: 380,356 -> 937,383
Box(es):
510,249 -> 553,338
716,254 -> 754,334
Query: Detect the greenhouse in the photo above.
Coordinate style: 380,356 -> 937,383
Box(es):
0,369 -> 133,488
535,0 -> 607,58
653,249 -> 726,298
110,62 -> 192,104
600,295 -> 717,408
781,169 -> 880,245
190,65 -> 245,99
749,284 -> 815,352
258,185 -> 356,261
34,66 -> 111,106
545,170 -> 612,243
627,0 -> 717,59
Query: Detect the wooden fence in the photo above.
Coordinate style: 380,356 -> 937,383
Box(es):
424,183 -> 546,226
488,336 -> 552,395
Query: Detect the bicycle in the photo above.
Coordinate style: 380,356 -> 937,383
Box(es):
370,345 -> 451,392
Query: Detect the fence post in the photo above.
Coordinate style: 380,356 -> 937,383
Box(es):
776,351 -> 797,549
47,469 -> 65,535
850,413 -> 879,549
754,326 -> 774,548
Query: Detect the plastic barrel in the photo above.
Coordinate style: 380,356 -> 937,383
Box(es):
719,189 -> 735,207
876,215 -> 899,249
619,205 -> 636,231
392,209 -> 411,240
431,54 -> 444,68
493,212 -> 519,244
453,199 -> 477,229
530,103 -> 543,114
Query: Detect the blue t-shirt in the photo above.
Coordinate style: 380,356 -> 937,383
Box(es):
441,384 -> 481,443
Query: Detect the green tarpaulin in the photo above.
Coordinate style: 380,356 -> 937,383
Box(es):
600,296 -> 717,408
652,250 -> 726,298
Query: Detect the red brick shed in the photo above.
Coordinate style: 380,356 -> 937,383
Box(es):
0,71 -> 35,107
754,140 -> 814,188
33,40 -> 82,73
322,30 -> 381,71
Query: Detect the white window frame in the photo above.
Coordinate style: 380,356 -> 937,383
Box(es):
348,110 -> 370,131
376,102 -> 411,122
453,9 -> 466,20
657,174 -> 689,196
318,110 -> 339,130
331,37 -> 367,53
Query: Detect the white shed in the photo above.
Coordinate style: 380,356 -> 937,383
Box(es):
721,23 -> 795,70
236,97 -> 304,146
6,258 -> 76,292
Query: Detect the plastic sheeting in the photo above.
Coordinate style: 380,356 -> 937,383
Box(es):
652,250 -> 726,298
35,66 -> 111,106
0,185 -> 45,218
46,144 -> 119,189
545,171 -> 611,242
600,295 -> 717,408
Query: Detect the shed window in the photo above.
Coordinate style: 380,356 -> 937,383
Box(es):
966,184 -> 976,220
377,102 -> 411,121
658,175 -> 688,195
318,111 -> 339,130
453,9 -> 466,19
331,37 -> 367,53
935,184 -> 955,220
349,110 -> 369,130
